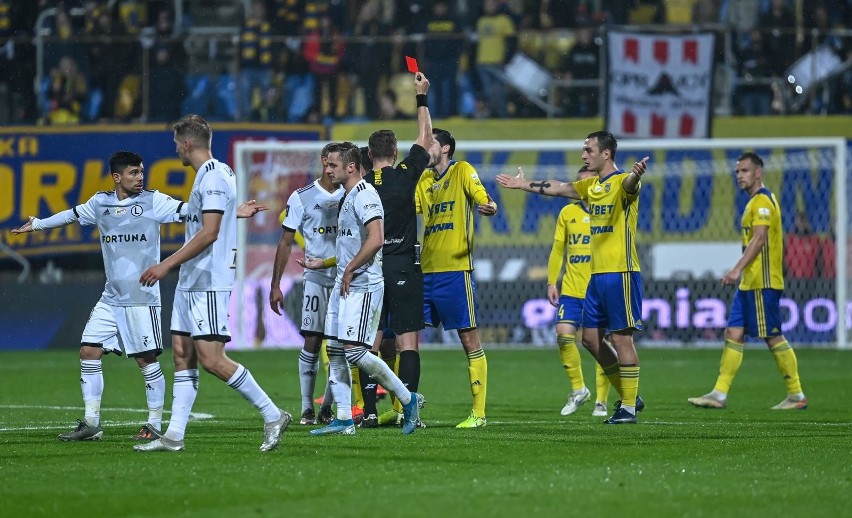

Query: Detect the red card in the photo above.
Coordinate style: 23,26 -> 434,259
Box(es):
405,56 -> 419,74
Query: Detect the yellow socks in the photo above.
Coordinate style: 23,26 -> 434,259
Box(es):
595,362 -> 610,404
557,334 -> 585,392
466,349 -> 487,418
619,365 -> 639,408
601,362 -> 623,398
350,366 -> 364,409
713,338 -> 744,394
770,340 -> 803,395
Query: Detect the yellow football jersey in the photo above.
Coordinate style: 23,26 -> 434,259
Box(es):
549,202 -> 592,298
739,188 -> 784,290
415,161 -> 490,273
573,171 -> 641,274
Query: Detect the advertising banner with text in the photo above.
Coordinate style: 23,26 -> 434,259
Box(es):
0,125 -> 322,257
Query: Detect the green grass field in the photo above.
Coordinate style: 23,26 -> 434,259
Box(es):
1,347 -> 850,517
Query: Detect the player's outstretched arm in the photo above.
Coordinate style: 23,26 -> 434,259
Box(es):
237,199 -> 269,218
10,217 -> 37,234
297,257 -> 335,270
10,209 -> 79,234
140,212 -> 222,286
496,167 -> 579,198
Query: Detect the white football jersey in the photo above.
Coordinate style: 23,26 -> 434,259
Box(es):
336,179 -> 384,289
282,179 -> 344,288
178,158 -> 238,291
73,189 -> 184,306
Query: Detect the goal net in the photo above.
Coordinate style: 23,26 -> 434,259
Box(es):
232,138 -> 849,349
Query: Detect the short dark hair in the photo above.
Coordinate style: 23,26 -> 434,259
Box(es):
109,151 -> 143,174
575,164 -> 591,180
586,130 -> 617,159
329,141 -> 361,172
173,114 -> 212,149
321,142 -> 334,159
368,129 -> 396,161
737,151 -> 764,168
359,146 -> 372,172
433,128 -> 455,158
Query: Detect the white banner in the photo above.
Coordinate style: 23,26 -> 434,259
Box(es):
607,32 -> 715,139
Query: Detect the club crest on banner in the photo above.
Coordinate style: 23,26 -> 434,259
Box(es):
607,32 -> 715,139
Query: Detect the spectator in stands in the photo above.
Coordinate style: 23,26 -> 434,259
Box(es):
756,0 -> 796,78
784,210 -> 819,279
87,6 -> 136,120
303,14 -> 345,121
348,0 -> 391,120
153,8 -> 186,72
628,0 -> 667,24
44,5 -> 89,73
556,25 -> 601,117
239,0 -> 273,121
268,0 -> 303,35
378,89 -> 408,120
117,0 -> 146,34
278,40 -> 314,123
148,44 -> 186,123
420,0 -> 464,118
475,0 -> 516,118
0,0 -> 39,123
692,0 -> 721,23
734,29 -> 774,115
47,55 -> 88,125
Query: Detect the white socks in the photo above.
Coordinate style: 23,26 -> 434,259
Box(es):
327,341 -> 353,421
298,349 -> 319,413
164,369 -> 198,441
344,346 -> 411,406
80,359 -> 103,427
140,362 -> 165,431
226,364 -> 280,423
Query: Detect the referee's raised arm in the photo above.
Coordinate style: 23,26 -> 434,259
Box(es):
413,73 -> 433,151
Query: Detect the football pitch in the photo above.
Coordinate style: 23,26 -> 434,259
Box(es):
1,347 -> 850,517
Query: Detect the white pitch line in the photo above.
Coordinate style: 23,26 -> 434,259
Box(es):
0,404 -> 214,432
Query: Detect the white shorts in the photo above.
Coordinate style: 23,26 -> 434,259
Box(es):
171,290 -> 232,342
81,301 -> 163,357
301,280 -> 332,337
324,283 -> 383,347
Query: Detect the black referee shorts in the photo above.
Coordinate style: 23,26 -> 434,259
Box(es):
380,253 -> 425,334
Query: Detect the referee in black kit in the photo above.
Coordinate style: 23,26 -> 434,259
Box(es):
360,72 -> 438,426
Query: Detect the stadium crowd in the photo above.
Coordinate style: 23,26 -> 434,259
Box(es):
0,0 -> 850,125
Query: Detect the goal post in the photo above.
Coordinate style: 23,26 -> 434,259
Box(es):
232,137 -> 848,349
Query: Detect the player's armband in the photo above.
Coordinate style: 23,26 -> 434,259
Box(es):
322,257 -> 337,268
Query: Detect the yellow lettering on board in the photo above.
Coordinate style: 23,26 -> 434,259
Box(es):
0,165 -> 12,221
21,162 -> 77,216
149,159 -> 192,199
18,136 -> 39,157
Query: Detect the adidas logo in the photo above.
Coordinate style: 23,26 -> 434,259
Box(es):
314,204 -> 322,210
145,383 -> 154,390
103,209 -> 110,215
396,280 -> 406,285
570,218 -> 576,223
471,380 -> 482,386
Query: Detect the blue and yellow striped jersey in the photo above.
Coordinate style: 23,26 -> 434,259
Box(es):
573,171 -> 641,274
415,161 -> 490,273
548,202 -> 592,298
740,188 -> 784,290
